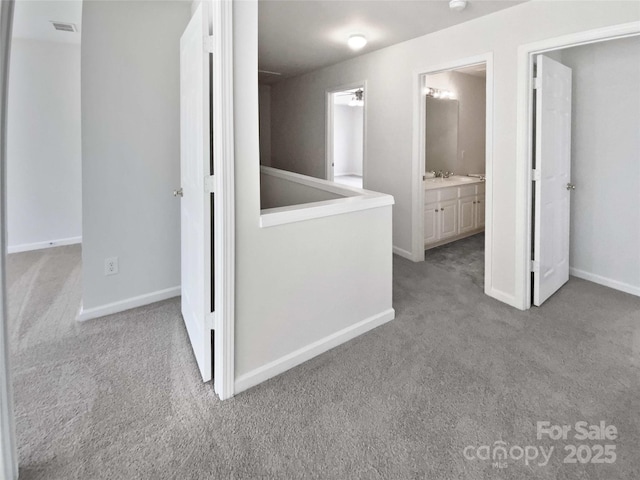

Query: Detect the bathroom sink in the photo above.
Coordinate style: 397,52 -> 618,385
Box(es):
449,176 -> 478,183
424,175 -> 483,189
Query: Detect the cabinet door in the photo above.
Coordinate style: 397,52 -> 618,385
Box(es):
458,197 -> 475,234
424,203 -> 438,245
475,195 -> 485,228
439,199 -> 458,239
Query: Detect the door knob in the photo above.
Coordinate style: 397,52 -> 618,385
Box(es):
566,183 -> 576,191
173,188 -> 183,197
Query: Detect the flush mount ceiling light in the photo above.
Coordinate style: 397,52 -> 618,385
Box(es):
347,34 -> 367,51
449,0 -> 468,12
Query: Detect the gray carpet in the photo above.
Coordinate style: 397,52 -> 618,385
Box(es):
425,233 -> 485,288
6,244 -> 640,479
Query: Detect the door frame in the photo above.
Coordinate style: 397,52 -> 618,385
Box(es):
411,53 -> 495,297
514,21 -> 640,310
210,0 -> 235,400
0,0 -> 18,478
325,80 -> 367,183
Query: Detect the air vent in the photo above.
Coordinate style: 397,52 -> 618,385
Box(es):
51,22 -> 77,33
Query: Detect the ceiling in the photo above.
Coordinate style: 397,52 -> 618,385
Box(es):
12,0 -> 82,45
259,0 -> 525,83
453,63 -> 486,77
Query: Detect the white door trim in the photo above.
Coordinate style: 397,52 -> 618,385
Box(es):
411,53 -> 495,298
514,21 -> 640,310
325,80 -> 367,183
210,0 -> 235,400
0,1 -> 18,478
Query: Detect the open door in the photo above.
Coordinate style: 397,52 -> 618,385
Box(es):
179,2 -> 212,381
532,54 -> 573,306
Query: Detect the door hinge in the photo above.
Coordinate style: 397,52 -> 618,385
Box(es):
533,77 -> 541,90
205,175 -> 215,193
531,169 -> 541,182
204,36 -> 214,53
530,260 -> 540,273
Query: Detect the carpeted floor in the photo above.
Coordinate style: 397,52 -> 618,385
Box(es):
6,243 -> 640,479
425,233 -> 485,288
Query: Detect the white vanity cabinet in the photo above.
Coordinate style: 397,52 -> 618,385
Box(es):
425,181 -> 485,249
458,184 -> 485,234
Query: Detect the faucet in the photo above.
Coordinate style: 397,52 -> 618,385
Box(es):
430,170 -> 453,179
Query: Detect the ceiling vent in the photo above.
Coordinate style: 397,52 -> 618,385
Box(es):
50,22 -> 77,33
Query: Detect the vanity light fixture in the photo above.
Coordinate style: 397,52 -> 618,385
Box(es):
347,34 -> 367,51
424,87 -> 455,99
348,89 -> 364,107
449,0 -> 468,12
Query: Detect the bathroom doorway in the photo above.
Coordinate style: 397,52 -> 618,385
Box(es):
326,83 -> 366,188
413,54 -> 494,293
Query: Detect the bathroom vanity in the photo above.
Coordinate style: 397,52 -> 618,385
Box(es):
424,176 -> 485,249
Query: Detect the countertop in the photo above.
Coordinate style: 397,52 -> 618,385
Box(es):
424,175 -> 485,190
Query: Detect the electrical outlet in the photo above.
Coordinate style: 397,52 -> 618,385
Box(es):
104,257 -> 119,276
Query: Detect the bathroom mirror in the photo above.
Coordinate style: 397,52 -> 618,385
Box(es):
425,97 -> 459,174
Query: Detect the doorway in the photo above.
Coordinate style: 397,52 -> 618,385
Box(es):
326,83 -> 365,188
416,56 -> 493,292
528,36 -> 640,307
515,24 -> 640,310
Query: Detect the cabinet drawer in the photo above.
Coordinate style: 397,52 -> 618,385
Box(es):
439,187 -> 458,201
425,190 -> 438,204
459,185 -> 476,198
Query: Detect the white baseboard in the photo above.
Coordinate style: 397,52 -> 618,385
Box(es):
8,236 -> 82,254
77,286 -> 181,322
234,308 -> 395,394
486,286 -> 521,310
392,245 -> 414,261
570,268 -> 640,297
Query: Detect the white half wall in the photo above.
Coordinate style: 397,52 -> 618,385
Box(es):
560,36 -> 640,295
80,1 -> 191,313
260,171 -> 342,210
266,1 -> 639,307
7,39 -> 81,252
234,1 -> 394,388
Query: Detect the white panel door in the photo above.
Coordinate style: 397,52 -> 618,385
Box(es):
533,55 -> 572,306
179,2 -> 212,381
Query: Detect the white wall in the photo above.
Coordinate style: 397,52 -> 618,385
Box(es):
258,84 -> 271,166
80,1 -> 191,314
425,70 -> 486,175
7,39 -> 81,252
265,1 -> 639,306
233,1 -> 393,387
559,36 -> 640,294
333,104 -> 363,176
